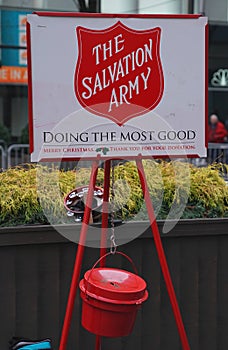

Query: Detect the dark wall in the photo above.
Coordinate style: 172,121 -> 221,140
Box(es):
0,219 -> 228,350
208,24 -> 228,122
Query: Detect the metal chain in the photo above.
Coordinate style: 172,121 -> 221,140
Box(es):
110,160 -> 117,254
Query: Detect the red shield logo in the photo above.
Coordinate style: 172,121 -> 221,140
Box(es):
74,21 -> 164,126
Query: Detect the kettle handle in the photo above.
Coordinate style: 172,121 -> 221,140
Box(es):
87,251 -> 138,282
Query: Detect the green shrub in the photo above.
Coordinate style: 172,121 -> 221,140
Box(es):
0,123 -> 10,146
20,124 -> 29,144
0,161 -> 227,227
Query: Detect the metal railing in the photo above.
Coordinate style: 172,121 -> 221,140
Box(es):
0,145 -> 7,169
207,142 -> 228,164
0,143 -> 228,170
7,144 -> 30,168
192,143 -> 228,166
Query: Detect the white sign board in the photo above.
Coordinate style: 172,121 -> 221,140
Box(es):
27,13 -> 208,161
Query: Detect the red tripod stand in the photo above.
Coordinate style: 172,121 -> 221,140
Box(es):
59,156 -> 190,350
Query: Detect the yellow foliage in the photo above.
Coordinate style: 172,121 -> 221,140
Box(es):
0,161 -> 227,226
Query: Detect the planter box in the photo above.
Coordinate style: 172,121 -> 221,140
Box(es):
0,219 -> 228,350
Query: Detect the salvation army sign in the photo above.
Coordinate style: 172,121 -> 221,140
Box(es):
27,13 -> 208,162
75,22 -> 164,125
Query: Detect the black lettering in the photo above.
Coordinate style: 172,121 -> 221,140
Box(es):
177,130 -> 186,140
43,132 -> 53,143
187,130 -> 196,140
120,132 -> 130,141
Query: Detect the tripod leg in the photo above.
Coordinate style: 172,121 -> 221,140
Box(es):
136,158 -> 190,350
59,159 -> 99,350
95,160 -> 111,350
100,159 -> 111,264
95,335 -> 101,350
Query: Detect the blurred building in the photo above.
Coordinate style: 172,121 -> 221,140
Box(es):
0,0 -> 79,143
0,0 -> 228,143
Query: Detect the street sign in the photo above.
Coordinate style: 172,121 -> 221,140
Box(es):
27,13 -> 208,161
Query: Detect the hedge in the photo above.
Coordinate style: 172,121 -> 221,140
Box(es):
0,160 -> 227,226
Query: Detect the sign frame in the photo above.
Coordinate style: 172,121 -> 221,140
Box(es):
27,12 -> 208,162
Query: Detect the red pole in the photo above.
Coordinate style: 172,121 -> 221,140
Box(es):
95,160 -> 111,350
100,159 -> 111,264
95,335 -> 101,350
136,158 -> 190,350
59,159 -> 99,350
